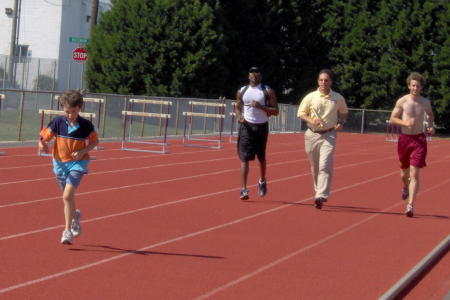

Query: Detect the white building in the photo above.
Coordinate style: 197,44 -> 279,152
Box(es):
0,0 -> 110,90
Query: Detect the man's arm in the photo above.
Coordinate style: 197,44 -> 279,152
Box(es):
424,99 -> 435,135
389,98 -> 414,128
250,88 -> 279,116
265,88 -> 279,116
297,95 -> 323,127
235,89 -> 244,123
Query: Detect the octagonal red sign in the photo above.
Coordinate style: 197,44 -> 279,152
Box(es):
72,47 -> 88,62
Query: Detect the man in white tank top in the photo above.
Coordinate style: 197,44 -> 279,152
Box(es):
234,67 -> 279,200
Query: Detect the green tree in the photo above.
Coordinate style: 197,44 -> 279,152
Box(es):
211,0 -> 331,103
321,0 -> 450,131
86,0 -> 221,97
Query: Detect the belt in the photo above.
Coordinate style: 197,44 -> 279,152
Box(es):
309,127 -> 335,134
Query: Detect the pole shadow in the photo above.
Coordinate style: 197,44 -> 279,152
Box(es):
68,244 -> 225,259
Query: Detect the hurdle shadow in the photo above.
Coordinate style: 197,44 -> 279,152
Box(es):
321,204 -> 450,219
245,199 -> 450,219
68,244 -> 224,259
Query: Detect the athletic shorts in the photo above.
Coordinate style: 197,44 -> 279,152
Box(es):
56,170 -> 85,190
237,121 -> 269,162
397,133 -> 427,169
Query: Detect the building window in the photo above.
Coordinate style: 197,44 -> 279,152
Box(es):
15,44 -> 29,62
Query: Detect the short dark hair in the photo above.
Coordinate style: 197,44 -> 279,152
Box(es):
249,66 -> 261,74
318,69 -> 335,81
59,90 -> 84,108
407,72 -> 425,87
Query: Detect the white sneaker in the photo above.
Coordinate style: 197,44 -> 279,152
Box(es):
71,209 -> 82,237
405,204 -> 414,218
61,230 -> 73,245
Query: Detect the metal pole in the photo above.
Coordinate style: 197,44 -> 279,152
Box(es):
90,0 -> 99,34
8,0 -> 19,86
80,62 -> 84,90
16,91 -> 25,141
67,62 -> 71,89
361,109 -> 366,134
52,60 -> 57,91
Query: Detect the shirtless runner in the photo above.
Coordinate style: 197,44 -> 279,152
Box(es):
389,72 -> 435,217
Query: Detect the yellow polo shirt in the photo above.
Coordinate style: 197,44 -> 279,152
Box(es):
297,89 -> 348,131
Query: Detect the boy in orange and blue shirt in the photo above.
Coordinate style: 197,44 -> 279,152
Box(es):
39,90 -> 99,244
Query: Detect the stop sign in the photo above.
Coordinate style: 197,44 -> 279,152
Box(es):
72,47 -> 88,62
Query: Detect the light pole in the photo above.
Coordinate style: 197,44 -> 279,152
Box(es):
8,0 -> 19,87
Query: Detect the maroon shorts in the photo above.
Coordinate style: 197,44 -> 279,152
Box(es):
397,133 -> 427,169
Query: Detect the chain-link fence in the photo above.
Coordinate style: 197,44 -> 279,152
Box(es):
0,55 -> 86,92
0,88 -> 397,143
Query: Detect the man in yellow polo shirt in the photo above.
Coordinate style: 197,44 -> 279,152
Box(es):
297,69 -> 348,209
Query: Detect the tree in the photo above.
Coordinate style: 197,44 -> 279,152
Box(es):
320,0 -> 450,131
211,0 -> 331,103
86,0 -> 222,97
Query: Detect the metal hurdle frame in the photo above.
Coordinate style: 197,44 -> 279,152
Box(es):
0,94 -> 5,156
385,120 -> 400,142
55,95 -> 105,150
386,119 -> 433,142
182,101 -> 226,149
37,109 -> 96,157
121,99 -> 172,154
229,102 -> 238,143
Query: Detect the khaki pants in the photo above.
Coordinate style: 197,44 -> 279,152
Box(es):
304,129 -> 336,199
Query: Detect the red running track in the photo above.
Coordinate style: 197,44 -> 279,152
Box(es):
0,133 -> 449,299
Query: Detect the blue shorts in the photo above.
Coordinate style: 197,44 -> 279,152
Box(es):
56,170 -> 85,190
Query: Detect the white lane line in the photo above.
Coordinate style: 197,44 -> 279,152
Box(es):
1,159 -> 448,295
0,154 -> 389,210
193,176 -> 450,300
0,149 -> 305,185
0,140 -> 304,170
0,156 -> 390,240
0,169 -> 400,294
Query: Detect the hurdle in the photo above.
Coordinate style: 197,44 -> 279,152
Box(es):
121,99 -> 172,154
423,121 -> 433,142
385,120 -> 400,142
54,95 -> 105,150
0,94 -> 5,156
38,109 -> 96,157
182,101 -> 226,149
229,102 -> 238,143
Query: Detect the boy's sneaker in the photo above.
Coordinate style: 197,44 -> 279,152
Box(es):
240,188 -> 249,200
405,204 -> 414,218
258,179 -> 267,197
71,209 -> 82,237
401,186 -> 409,200
60,230 -> 73,245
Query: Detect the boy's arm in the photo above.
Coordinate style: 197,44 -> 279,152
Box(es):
38,126 -> 55,153
38,137 -> 49,153
71,139 -> 98,160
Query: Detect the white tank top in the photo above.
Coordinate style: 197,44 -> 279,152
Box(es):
240,84 -> 269,124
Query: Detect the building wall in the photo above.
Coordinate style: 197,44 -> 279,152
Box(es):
0,0 -> 110,90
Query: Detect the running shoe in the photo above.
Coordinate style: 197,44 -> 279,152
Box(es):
240,188 -> 249,200
401,186 -> 409,200
314,198 -> 327,209
60,230 -> 73,245
405,204 -> 414,218
71,209 -> 82,237
258,179 -> 267,197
